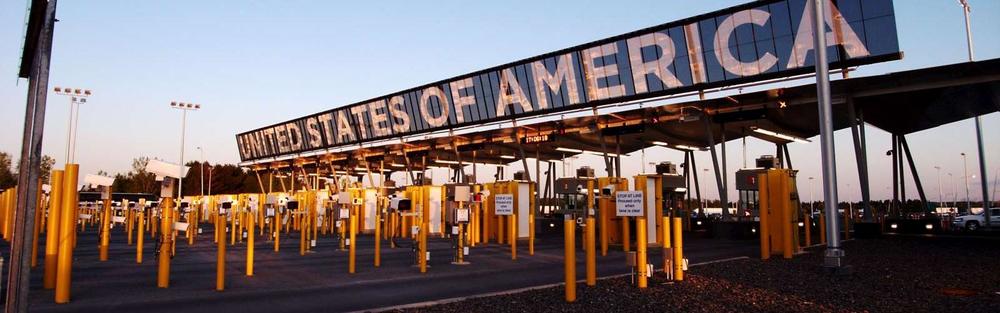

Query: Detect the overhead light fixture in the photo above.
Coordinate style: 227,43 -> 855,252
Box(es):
651,141 -> 669,147
555,147 -> 583,154
435,160 -> 461,165
389,163 -> 406,168
674,145 -> 700,151
750,126 -> 810,144
500,155 -> 516,160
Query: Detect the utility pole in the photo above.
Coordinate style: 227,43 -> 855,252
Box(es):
958,0 -> 991,228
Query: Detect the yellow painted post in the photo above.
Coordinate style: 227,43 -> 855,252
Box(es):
672,217 -> 684,281
100,198 -> 111,261
157,198 -> 174,288
585,179 -> 596,286
374,207 -> 381,267
349,205 -> 357,274
637,217 -> 648,288
781,173 -> 793,260
819,212 -> 827,244
300,209 -> 307,256
419,219 -> 428,273
509,214 -> 516,260
622,216 -> 630,252
43,170 -> 63,289
55,164 -> 79,303
127,200 -> 134,246
661,216 -> 671,279
216,211 -> 226,291
246,207 -> 255,276
804,213 -> 812,247
529,183 -> 535,256
564,217 -> 576,303
274,209 -> 280,252
759,172 -> 771,260
136,211 -> 145,264
843,205 -> 850,240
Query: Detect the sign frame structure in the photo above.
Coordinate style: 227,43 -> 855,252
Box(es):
236,0 -> 901,162
615,191 -> 645,217
494,194 -> 514,216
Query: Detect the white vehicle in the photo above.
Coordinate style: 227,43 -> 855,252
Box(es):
952,208 -> 1000,231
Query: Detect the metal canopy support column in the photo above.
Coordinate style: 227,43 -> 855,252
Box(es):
683,152 -> 692,219
782,144 -> 794,170
689,151 -> 704,217
701,115 -> 729,220
452,142 -> 465,183
898,136 -> 907,208
514,130 -> 532,182
889,134 -> 899,212
615,136 -> 622,178
847,97 -> 873,222
7,1 -> 57,310
721,123 -> 729,217
899,136 -> 930,212
594,110 -> 614,177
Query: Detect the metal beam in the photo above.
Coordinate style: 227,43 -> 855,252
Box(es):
899,136 -> 930,212
7,1 -> 57,310
701,114 -> 729,219
847,98 -> 873,221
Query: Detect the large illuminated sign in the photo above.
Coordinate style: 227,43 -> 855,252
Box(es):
237,0 -> 899,161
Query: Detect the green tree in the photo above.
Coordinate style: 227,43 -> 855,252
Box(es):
0,152 -> 15,190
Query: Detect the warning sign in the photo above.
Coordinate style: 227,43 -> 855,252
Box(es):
615,191 -> 644,217
495,194 -> 514,216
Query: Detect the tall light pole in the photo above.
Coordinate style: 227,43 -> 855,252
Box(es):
702,168 -> 709,209
197,147 -> 205,197
959,0 -> 991,227
934,166 -> 943,207
52,87 -> 91,163
948,172 -> 957,208
170,101 -> 201,199
809,176 -> 815,214
962,152 -> 970,212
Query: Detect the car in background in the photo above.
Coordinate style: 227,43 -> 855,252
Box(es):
953,208 -> 1000,231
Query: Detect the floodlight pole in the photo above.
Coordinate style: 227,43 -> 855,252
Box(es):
179,109 -> 187,198
811,0 -> 844,269
959,0 -> 991,228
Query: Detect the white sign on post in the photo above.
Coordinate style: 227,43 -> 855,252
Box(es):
615,191 -> 644,217
494,194 -> 514,216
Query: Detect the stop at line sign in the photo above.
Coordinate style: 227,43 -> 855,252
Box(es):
615,191 -> 644,217
494,194 -> 514,216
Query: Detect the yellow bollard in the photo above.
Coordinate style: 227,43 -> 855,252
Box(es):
217,212 -> 226,291
671,217 -> 684,281
55,164 -> 79,303
137,211 -> 145,264
100,198 -> 111,261
759,181 -> 771,260
563,217 -> 576,302
819,213 -> 827,244
782,195 -> 793,259
804,214 -> 812,247
43,170 -> 64,289
247,209 -> 254,276
509,214 -> 516,260
622,216 -> 630,252
637,217 -> 648,288
374,210 -> 381,267
349,206 -> 357,274
274,211 -> 280,252
662,216 -> 672,279
585,217 -> 596,286
157,199 -> 174,288
419,220 -> 427,273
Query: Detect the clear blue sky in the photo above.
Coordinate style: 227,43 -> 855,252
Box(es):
1,0 -> 998,202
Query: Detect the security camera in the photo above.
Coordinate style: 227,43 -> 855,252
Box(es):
147,159 -> 190,179
601,185 -> 615,196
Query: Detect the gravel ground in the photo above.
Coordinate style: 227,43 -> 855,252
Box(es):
396,236 -> 1000,313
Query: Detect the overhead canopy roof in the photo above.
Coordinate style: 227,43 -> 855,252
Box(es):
248,58 -> 1000,176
